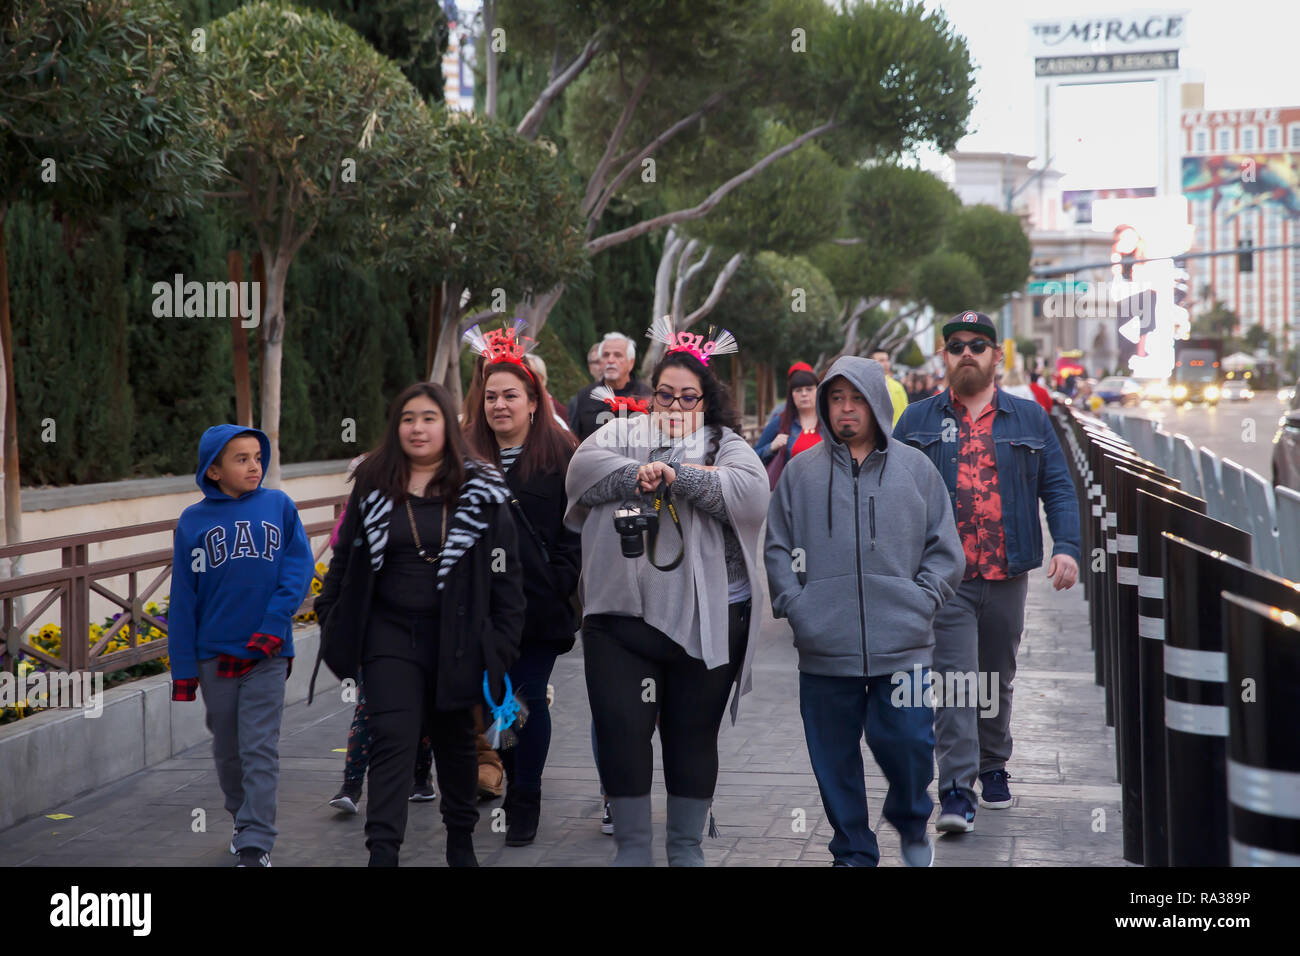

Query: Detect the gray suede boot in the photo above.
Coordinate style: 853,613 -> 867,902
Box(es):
609,795 -> 653,867
665,795 -> 711,867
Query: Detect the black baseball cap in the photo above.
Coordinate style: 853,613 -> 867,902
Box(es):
941,310 -> 998,344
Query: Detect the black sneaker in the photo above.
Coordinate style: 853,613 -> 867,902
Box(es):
978,769 -> 1013,809
409,779 -> 438,802
935,788 -> 976,833
229,825 -> 246,854
236,848 -> 271,867
329,788 -> 361,815
600,800 -> 614,835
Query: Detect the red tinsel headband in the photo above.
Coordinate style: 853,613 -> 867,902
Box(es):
462,320 -> 537,385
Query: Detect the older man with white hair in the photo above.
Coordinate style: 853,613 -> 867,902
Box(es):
568,331 -> 654,441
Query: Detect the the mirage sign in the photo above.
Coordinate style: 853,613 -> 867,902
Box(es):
1029,11 -> 1189,58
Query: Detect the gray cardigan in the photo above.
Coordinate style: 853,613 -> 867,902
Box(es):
564,416 -> 770,722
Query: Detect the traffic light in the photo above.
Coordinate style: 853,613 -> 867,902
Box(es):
1239,237 -> 1254,273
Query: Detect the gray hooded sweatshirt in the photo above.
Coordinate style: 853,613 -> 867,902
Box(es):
764,356 -> 964,677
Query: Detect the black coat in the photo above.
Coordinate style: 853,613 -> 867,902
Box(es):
309,466 -> 526,711
505,464 -> 581,652
568,375 -> 653,440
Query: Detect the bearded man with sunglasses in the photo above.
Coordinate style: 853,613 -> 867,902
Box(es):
893,311 -> 1080,835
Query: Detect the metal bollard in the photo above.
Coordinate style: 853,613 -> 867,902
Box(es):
1223,591 -> 1300,866
1163,537 -> 1297,866
1111,464 -> 1196,865
1100,450 -> 1169,735
1134,492 -> 1245,867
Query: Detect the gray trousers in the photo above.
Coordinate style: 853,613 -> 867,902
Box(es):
198,655 -> 288,852
931,575 -> 1028,802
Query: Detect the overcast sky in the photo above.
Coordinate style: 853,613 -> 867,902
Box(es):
918,0 -> 1300,188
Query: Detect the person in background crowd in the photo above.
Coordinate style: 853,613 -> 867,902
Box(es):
565,319 -> 769,866
568,333 -> 654,441
892,311 -> 1080,836
567,343 -> 605,424
1000,367 -> 1036,403
753,362 -> 822,489
1028,371 -> 1053,414
868,348 -> 907,426
312,382 -> 526,867
464,324 -> 582,847
524,354 -> 572,431
765,356 -> 963,867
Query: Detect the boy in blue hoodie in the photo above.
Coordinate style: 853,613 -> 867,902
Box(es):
168,425 -> 313,867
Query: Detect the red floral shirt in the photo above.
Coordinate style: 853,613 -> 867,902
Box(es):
951,389 -> 1008,581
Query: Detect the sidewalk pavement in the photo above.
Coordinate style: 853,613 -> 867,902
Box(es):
0,550 -> 1123,867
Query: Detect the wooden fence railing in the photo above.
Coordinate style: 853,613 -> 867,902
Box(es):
0,496 -> 346,674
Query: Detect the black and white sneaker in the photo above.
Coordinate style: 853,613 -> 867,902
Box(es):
236,848 -> 271,867
229,825 -> 246,854
409,779 -> 438,802
600,800 -> 614,835
329,789 -> 361,815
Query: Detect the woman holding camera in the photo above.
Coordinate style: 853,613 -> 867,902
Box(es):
564,319 -> 769,866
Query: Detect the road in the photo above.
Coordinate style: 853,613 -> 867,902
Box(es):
1104,390 -> 1289,481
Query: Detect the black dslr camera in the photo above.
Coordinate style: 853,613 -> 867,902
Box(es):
614,506 -> 659,558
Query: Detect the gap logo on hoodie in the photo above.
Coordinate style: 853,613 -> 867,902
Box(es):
167,424 -> 314,683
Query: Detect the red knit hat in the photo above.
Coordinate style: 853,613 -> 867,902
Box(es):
787,361 -> 814,379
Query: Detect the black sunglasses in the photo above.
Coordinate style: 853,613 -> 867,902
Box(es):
946,338 -> 993,356
654,388 -> 702,410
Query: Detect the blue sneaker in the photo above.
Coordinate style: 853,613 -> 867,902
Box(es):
935,788 -> 976,832
979,769 -> 1013,809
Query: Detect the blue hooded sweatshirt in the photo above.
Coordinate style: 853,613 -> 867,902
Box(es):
167,425 -> 314,681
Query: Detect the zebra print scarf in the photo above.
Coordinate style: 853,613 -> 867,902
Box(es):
358,461 -> 510,590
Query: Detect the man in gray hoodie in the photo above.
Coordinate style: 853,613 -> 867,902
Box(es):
765,356 -> 964,867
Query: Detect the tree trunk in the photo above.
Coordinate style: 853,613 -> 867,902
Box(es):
731,356 -> 743,424
425,282 -> 443,380
259,251 -> 291,488
517,285 -> 564,338
0,201 -> 20,558
228,250 -> 253,427
429,281 -> 465,401
483,0 -> 498,118
252,249 -> 267,407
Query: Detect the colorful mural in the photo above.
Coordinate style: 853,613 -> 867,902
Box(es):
1182,154 -> 1300,220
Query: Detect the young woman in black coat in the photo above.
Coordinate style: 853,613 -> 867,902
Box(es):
463,344 -> 581,847
311,382 -> 525,867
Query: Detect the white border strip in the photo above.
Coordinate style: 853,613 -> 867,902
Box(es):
1164,699 -> 1228,737
1164,645 -> 1226,681
1229,761 -> 1300,819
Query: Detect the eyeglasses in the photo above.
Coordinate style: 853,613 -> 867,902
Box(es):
654,388 -> 702,410
945,338 -> 992,356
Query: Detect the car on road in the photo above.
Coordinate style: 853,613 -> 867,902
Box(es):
1221,379 -> 1255,401
1141,380 -> 1172,402
1095,376 -> 1143,406
1272,382 -> 1300,490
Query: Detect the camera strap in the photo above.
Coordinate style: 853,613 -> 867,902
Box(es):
647,481 -> 684,571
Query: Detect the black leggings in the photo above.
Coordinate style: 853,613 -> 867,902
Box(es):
582,601 -> 750,799
361,611 -> 477,865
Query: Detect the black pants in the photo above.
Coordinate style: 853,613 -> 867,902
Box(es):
583,601 -> 749,799
361,609 -> 478,865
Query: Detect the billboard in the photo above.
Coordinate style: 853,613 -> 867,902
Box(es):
1091,196 -> 1195,379
1182,154 -> 1300,221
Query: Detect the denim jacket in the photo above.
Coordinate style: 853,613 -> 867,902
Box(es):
892,387 -> 1080,578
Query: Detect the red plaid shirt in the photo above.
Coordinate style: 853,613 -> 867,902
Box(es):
950,389 -> 1008,581
171,633 -> 289,701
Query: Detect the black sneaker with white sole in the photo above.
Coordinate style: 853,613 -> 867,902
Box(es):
409,779 -> 438,802
978,769 -> 1013,809
229,825 -> 246,854
935,788 -> 977,833
600,800 -> 614,835
236,848 -> 271,867
329,788 -> 361,815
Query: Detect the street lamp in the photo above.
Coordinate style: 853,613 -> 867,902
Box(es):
1003,154 -> 1055,344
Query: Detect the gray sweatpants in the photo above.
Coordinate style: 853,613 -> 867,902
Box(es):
198,655 -> 288,852
931,575 -> 1028,803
